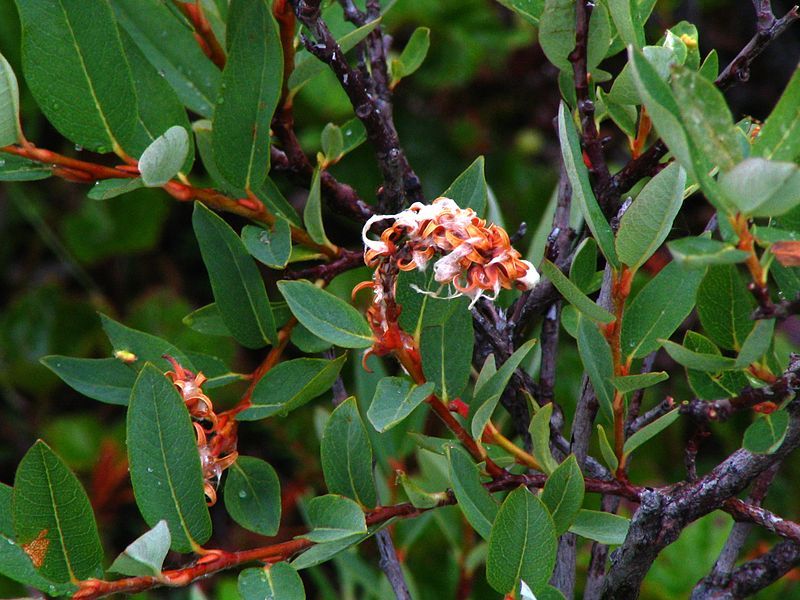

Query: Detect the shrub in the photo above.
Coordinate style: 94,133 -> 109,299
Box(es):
0,0 -> 799,598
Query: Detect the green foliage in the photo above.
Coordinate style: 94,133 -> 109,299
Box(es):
127,365 -> 211,552
223,457 -> 281,537
2,1 -> 800,598
487,487 -> 557,594
193,202 -> 276,348
13,441 -> 104,582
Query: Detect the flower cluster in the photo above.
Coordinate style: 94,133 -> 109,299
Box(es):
357,198 -> 539,357
362,198 -> 538,305
165,356 -> 237,505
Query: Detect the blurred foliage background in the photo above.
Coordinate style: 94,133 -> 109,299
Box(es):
1,0 -> 799,597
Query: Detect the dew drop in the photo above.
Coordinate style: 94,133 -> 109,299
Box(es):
146,467 -> 154,473
238,490 -> 247,498
74,144 -> 83,152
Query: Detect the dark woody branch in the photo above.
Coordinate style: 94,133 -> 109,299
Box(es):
291,0 -> 424,213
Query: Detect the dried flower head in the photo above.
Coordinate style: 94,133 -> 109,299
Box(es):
164,356 -> 237,505
362,197 -> 539,306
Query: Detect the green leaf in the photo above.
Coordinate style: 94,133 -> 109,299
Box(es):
111,0 -> 221,118
238,563 -> 305,600
0,154 -> 51,181
487,487 -> 557,594
570,238 -> 599,293
530,403 -> 559,475
577,314 -> 615,422
421,300 -> 474,402
542,455 -> 585,535
127,365 -> 211,552
396,268 -> 453,339
719,158 -> 800,218
242,220 -> 292,269
699,50 -> 719,81
735,319 -> 775,368
607,0 -> 644,48
87,177 -> 145,200
569,509 -> 629,545
138,125 -> 190,186
441,156 -> 488,215
223,457 -> 281,536
0,50 -> 21,144
743,410 -> 790,455
340,118 -> 367,156
100,313 -> 194,370
668,237 -> 749,268
616,163 -> 685,270
621,261 -> 706,360
13,441 -> 103,582
108,520 -> 171,577
303,495 -> 367,543
391,27 -> 430,85
539,0 -> 611,72
558,103 -> 618,267
0,534 -> 75,597
469,338 -> 537,439
610,46 -> 677,106
120,29 -> 194,168
320,123 -> 344,163
753,64 -> 800,161
496,0 -> 544,24
696,264 -> 755,351
321,397 -> 376,508
683,331 -> 750,400
0,483 -> 11,537
41,356 -> 136,406
671,65 -> 743,174
367,377 -> 433,432
611,371 -> 668,393
661,339 -> 738,372
289,17 -> 381,92
623,408 -> 680,457
212,0 -> 281,190
541,260 -> 614,323
278,280 -> 373,348
14,0 -> 138,153
193,202 -> 276,348
291,533 -> 368,570
239,356 -> 347,420
182,303 -> 231,337
628,47 -> 696,182
446,445 -> 498,541
303,169 -> 331,245
596,424 -> 619,472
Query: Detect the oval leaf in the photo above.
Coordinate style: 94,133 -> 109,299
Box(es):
193,202 -> 276,348
239,562 -> 305,600
15,0 -> 138,153
278,280 -> 373,348
487,487 -> 557,594
367,377 -> 434,432
212,0 -> 281,190
108,520 -> 171,578
138,125 -> 190,186
224,457 -> 281,536
616,163 -> 686,270
302,494 -> 367,543
127,364 -> 211,552
13,441 -> 103,583
541,455 -> 585,535
447,445 -> 499,541
239,356 -> 347,421
569,509 -> 629,545
320,397 -> 376,508
0,50 -> 21,145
